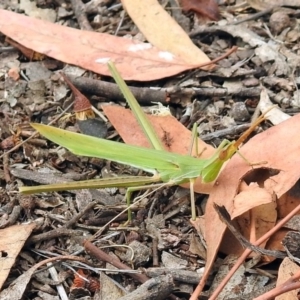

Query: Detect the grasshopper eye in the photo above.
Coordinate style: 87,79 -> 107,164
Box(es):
219,149 -> 228,161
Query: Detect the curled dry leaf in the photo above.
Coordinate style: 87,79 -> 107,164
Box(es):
197,111 -> 300,291
180,0 -> 220,21
0,9 -> 211,81
0,223 -> 36,289
60,73 -> 95,120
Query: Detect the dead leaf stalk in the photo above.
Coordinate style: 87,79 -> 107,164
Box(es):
83,239 -> 149,283
70,0 -> 93,31
3,153 -> 11,182
28,228 -> 83,245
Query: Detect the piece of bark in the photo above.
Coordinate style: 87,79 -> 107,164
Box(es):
119,274 -> 175,300
142,267 -> 201,284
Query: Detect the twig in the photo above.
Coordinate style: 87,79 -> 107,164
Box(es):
70,0 -> 93,31
152,238 -> 159,267
118,274 -> 175,300
3,153 -> 11,182
142,267 -> 201,284
69,76 -> 261,108
68,75 -> 169,105
0,206 -> 21,228
0,46 -> 15,53
84,241 -> 179,300
114,10 -> 126,35
64,201 -> 98,228
47,263 -> 68,300
84,240 -> 149,283
176,46 -> 238,85
28,228 -> 83,245
0,102 -> 74,159
200,124 -> 251,141
229,7 -> 276,25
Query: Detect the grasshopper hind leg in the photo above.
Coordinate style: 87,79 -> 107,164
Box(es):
189,178 -> 197,221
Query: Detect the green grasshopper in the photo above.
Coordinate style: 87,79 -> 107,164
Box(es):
19,62 -> 272,221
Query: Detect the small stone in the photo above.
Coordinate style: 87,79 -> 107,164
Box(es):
231,102 -> 250,122
77,119 -> 107,138
8,67 -> 20,81
243,77 -> 260,87
57,7 -> 73,19
120,240 -> 151,266
269,11 -> 290,35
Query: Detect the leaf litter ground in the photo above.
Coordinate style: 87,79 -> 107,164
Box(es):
1,1 -> 300,299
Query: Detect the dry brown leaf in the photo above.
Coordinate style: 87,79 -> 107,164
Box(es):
180,0 -> 220,21
189,233 -> 207,259
200,112 -> 300,290
277,189 -> 300,219
0,9 -> 208,81
102,105 -> 216,194
0,223 -> 36,289
231,184 -> 274,219
217,185 -> 277,256
258,188 -> 300,258
265,229 -> 288,261
234,201 -> 276,248
121,0 -> 212,68
276,258 -> 300,300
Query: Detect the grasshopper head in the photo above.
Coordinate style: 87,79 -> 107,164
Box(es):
201,140 -> 237,183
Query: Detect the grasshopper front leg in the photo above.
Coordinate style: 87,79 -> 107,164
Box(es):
236,151 -> 267,167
